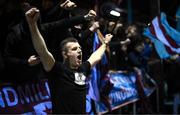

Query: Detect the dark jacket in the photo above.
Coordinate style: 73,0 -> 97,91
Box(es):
4,14 -> 88,83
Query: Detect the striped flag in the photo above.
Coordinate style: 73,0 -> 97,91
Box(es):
143,12 -> 180,59
88,32 -> 102,102
89,33 -> 108,101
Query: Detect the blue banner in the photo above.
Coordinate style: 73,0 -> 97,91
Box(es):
95,71 -> 155,114
0,79 -> 52,114
0,73 -> 155,114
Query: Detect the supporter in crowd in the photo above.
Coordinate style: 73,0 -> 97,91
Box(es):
1,0 -> 179,114
71,19 -> 100,61
128,38 -> 147,72
3,1 -> 96,82
25,7 -> 112,113
29,0 -> 76,22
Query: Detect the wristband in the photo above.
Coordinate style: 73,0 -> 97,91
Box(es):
104,40 -> 108,44
103,40 -> 109,46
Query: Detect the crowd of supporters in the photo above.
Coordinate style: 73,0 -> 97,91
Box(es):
0,0 -> 180,114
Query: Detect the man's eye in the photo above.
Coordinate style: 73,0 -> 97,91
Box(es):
72,47 -> 77,50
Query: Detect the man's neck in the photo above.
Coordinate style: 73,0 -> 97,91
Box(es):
70,66 -> 78,70
64,61 -> 78,70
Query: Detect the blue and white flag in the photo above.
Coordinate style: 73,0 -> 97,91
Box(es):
143,12 -> 180,59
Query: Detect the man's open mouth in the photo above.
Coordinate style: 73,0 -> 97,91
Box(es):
77,55 -> 82,60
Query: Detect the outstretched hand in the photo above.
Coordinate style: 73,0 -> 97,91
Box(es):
28,55 -> 40,66
25,7 -> 40,25
60,0 -> 77,10
84,10 -> 96,20
89,21 -> 99,32
104,34 -> 113,44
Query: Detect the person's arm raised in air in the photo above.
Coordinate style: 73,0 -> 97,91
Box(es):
87,34 -> 113,68
25,8 -> 55,72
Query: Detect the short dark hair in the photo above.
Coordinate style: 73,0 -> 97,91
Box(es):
60,37 -> 78,52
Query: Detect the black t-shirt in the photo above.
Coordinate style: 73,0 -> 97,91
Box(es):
47,61 -> 91,114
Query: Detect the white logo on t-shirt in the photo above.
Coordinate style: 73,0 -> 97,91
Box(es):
74,72 -> 86,85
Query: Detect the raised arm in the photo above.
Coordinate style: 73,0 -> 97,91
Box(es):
25,8 -> 55,72
87,34 -> 113,68
42,9 -> 96,32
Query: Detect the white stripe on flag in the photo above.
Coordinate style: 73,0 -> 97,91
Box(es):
152,17 -> 180,53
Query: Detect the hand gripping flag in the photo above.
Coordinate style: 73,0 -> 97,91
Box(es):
143,12 -> 180,59
87,30 -> 113,114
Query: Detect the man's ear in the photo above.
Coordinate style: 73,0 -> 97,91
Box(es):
62,51 -> 68,59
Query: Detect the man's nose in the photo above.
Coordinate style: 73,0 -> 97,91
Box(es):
77,48 -> 82,53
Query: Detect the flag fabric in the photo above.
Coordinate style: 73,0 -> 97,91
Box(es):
88,32 -> 109,101
87,32 -> 112,113
95,71 -> 155,114
88,32 -> 102,102
0,79 -> 52,114
143,12 -> 180,59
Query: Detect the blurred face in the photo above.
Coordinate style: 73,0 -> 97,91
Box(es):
135,42 -> 145,53
108,21 -> 116,32
64,42 -> 82,69
126,25 -> 138,37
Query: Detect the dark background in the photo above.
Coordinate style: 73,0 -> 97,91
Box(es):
0,0 -> 180,56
